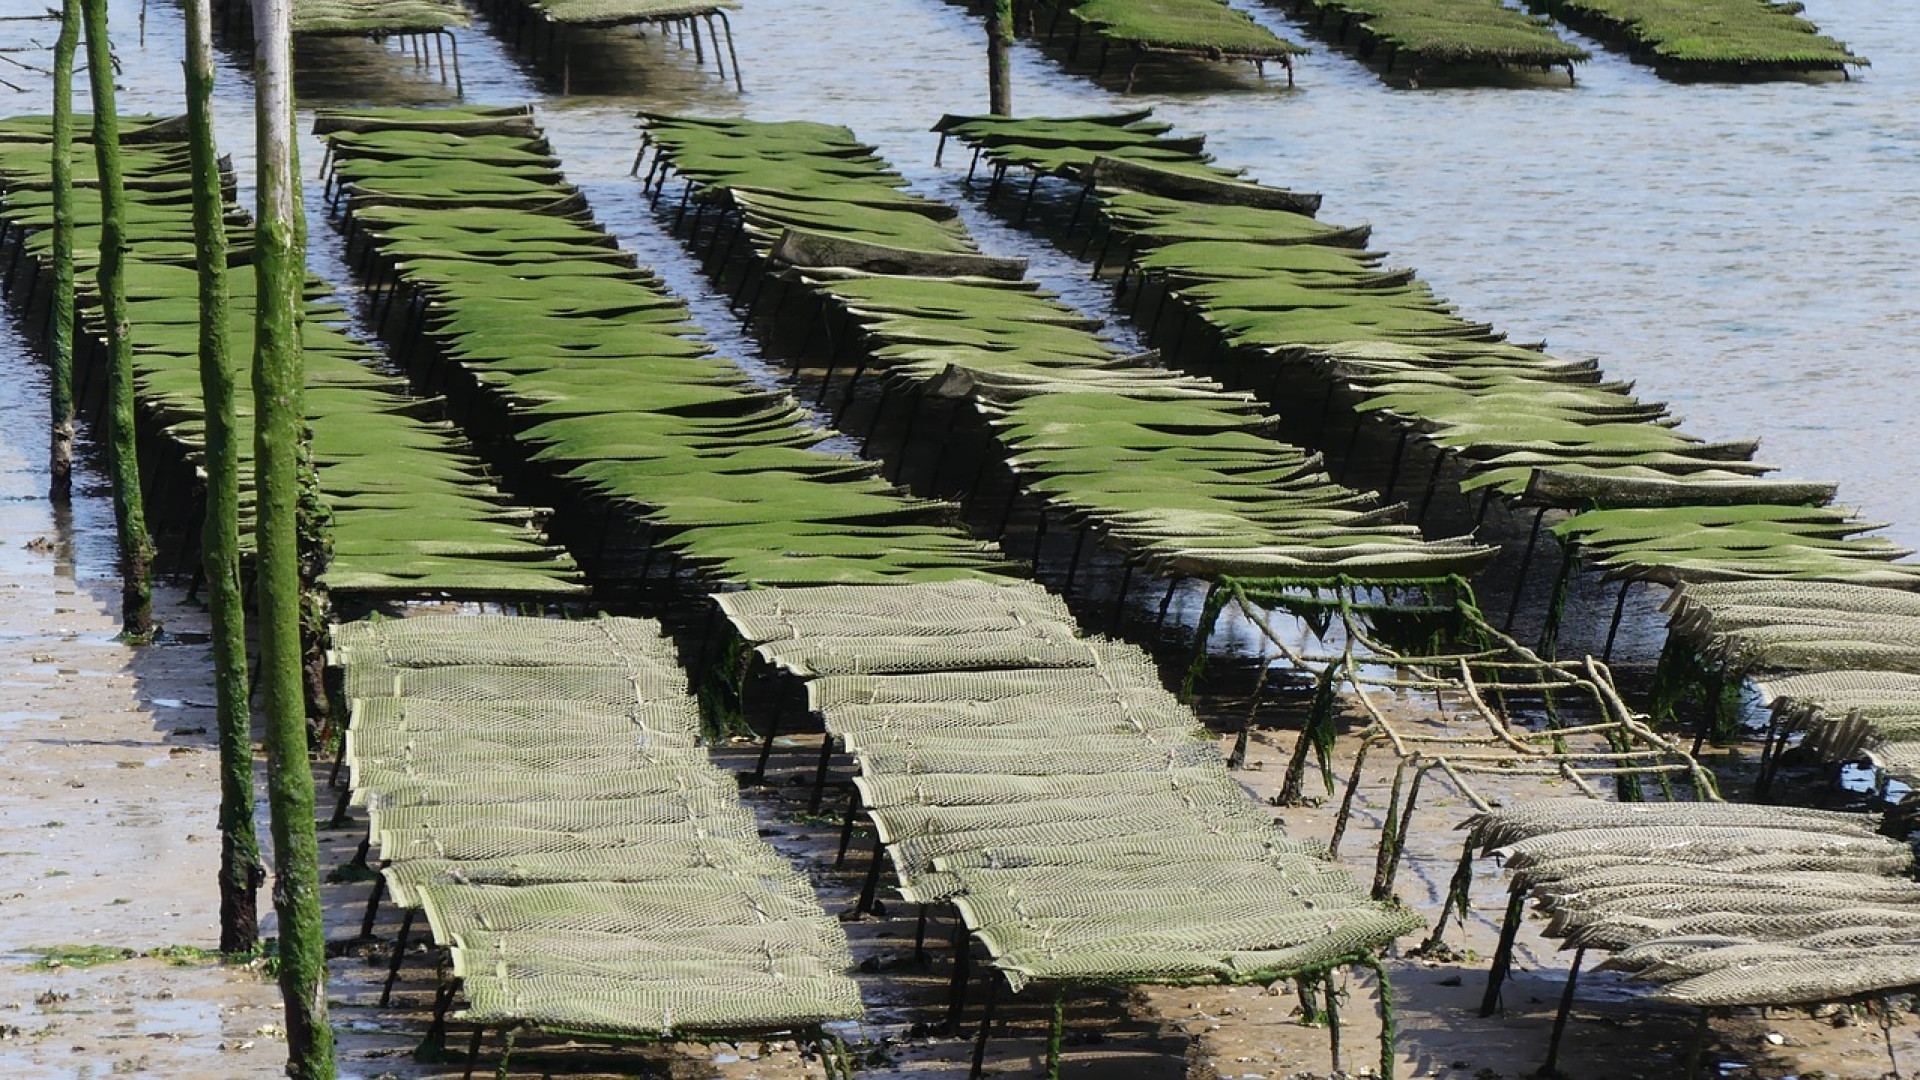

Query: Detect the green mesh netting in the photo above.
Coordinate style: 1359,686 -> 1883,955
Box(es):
319,107 -> 1007,590
719,580 -> 1418,990
0,122 -> 584,601
639,114 -> 1494,586
1470,799 -> 1920,1008
336,613 -> 861,1036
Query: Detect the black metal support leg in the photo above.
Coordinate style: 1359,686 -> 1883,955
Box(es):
808,734 -> 835,815
752,706 -> 781,785
380,908 -> 415,1007
1503,507 -> 1550,631
854,832 -> 886,917
1540,946 -> 1586,1078
968,973 -> 1000,1080
945,916 -> 972,1034
359,873 -> 387,939
1479,886 -> 1528,1017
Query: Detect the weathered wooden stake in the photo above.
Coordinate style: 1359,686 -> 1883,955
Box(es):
251,0 -> 335,1070
82,0 -> 156,638
987,0 -> 1013,114
183,0 -> 262,953
48,0 -> 79,503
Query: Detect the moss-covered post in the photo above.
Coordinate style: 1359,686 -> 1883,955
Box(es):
288,134 -> 335,744
81,0 -> 156,639
988,0 -> 1013,115
251,0 -> 335,1071
183,0 -> 262,953
48,0 -> 80,504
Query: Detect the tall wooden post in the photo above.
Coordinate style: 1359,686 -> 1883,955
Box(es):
989,0 -> 1014,115
48,0 -> 80,503
81,0 -> 155,639
183,0 -> 263,953
251,0 -> 335,1072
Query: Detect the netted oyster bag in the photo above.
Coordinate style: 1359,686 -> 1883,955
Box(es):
853,739 -> 1225,779
831,696 -> 1202,741
357,767 -> 735,812
457,969 -> 864,1035
346,696 -> 704,744
1564,906 -> 1920,953
418,875 -> 833,941
1464,798 -> 1881,850
756,629 -> 1102,678
383,839 -> 801,908
718,579 -> 1073,640
1499,826 -> 1908,874
853,767 -> 1249,813
931,831 -> 1325,874
1539,870 -> 1920,914
806,648 -> 1167,710
347,739 -> 711,783
1653,947 -> 1920,1008
333,613 -> 674,667
345,661 -> 691,704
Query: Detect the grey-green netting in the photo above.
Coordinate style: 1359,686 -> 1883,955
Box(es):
720,580 -> 1420,991
1752,670 -> 1920,786
1665,580 -> 1920,673
291,0 -> 469,34
1469,799 -> 1920,1008
638,113 -> 1494,587
939,112 -> 1920,597
0,119 -> 585,602
1661,581 -> 1920,785
336,613 -> 861,1036
319,107 -> 1010,590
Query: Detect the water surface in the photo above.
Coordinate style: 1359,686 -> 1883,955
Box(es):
5,0 -> 1914,549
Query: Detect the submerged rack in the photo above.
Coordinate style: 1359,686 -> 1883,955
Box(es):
1523,0 -> 1865,77
467,0 -> 743,92
1280,0 -> 1588,82
208,0 -> 469,93
1030,0 -> 1307,89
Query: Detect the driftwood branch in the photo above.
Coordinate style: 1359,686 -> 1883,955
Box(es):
1,52 -> 54,76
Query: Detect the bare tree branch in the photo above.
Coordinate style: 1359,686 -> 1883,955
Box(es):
0,53 -> 54,75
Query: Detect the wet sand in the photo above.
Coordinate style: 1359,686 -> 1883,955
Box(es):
0,321 -> 285,1078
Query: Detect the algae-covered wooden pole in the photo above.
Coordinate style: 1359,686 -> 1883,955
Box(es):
184,0 -> 263,953
81,0 -> 156,638
251,0 -> 335,1071
48,0 -> 80,504
989,0 -> 1013,115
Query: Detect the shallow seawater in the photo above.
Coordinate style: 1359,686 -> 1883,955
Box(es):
1,0 -> 1914,558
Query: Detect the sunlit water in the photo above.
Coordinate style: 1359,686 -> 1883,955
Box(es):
3,0 -> 1915,556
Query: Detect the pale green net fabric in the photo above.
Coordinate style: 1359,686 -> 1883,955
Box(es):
719,579 -> 1420,991
1467,799 -> 1920,1007
333,614 -> 862,1036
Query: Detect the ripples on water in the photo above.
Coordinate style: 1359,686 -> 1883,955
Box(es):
7,0 -> 1917,545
